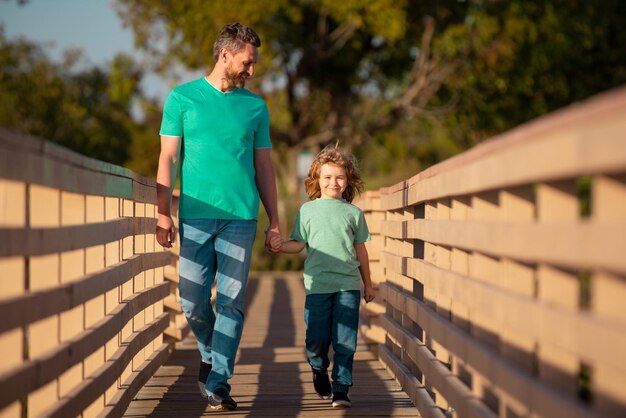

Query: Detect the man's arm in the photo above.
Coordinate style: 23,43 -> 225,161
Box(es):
254,148 -> 281,251
156,135 -> 181,248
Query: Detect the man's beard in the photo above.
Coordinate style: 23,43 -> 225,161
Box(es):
224,64 -> 247,89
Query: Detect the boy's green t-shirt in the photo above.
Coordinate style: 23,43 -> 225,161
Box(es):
159,78 -> 272,220
290,198 -> 371,294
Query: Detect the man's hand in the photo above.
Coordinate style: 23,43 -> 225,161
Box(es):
156,215 -> 175,248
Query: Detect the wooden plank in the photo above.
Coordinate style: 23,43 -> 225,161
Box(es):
378,344 -> 445,418
393,87 -> 626,206
381,315 -> 496,418
97,344 -> 170,418
0,217 -> 157,257
0,252 -> 172,333
124,274 -> 418,417
396,219 -> 626,274
534,180 -> 581,399
39,315 -> 169,418
0,283 -> 169,409
382,253 -> 626,373
0,179 -> 26,227
382,283 -> 603,418
590,173 -> 626,415
382,219 -> 405,239
380,188 -> 408,211
0,128 -> 156,203
593,174 -> 626,221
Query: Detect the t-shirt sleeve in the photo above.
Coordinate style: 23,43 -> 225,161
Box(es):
290,208 -> 307,243
353,210 -> 371,245
159,91 -> 183,137
254,103 -> 272,149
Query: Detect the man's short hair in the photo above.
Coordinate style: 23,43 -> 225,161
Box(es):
213,22 -> 261,62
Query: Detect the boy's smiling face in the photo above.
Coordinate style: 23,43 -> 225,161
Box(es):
318,163 -> 347,199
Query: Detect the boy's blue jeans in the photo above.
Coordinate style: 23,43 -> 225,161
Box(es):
304,290 -> 360,393
178,218 -> 257,395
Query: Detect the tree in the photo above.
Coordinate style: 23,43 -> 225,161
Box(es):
438,0 -> 626,143
113,0 -> 626,270
0,28 -> 143,165
113,1 -> 471,226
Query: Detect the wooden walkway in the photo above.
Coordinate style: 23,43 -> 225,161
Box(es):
124,273 -> 417,417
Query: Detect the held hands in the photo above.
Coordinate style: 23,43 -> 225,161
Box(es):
363,285 -> 376,303
156,215 -> 175,248
268,234 -> 283,253
264,227 -> 282,253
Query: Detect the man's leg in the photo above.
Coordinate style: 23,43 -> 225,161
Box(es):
178,219 -> 218,396
206,219 -> 257,396
304,292 -> 333,398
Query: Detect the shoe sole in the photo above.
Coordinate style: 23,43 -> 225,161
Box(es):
332,401 -> 351,408
209,404 -> 236,411
198,382 -> 208,399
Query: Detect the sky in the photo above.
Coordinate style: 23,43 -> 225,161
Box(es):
0,0 -> 199,104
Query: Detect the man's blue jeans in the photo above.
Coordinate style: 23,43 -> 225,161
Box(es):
304,290 -> 360,393
178,218 -> 257,395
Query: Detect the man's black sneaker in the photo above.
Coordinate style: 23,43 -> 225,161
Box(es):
332,392 -> 351,408
311,368 -> 331,399
208,388 -> 237,411
198,361 -> 211,399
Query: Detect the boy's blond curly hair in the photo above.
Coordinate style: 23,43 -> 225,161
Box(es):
304,144 -> 364,203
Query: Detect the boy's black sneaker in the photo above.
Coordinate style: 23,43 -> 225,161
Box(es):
198,361 -> 211,399
332,392 -> 351,408
208,387 -> 237,411
311,368 -> 332,399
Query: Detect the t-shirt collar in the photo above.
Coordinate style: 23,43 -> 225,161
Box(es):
203,77 -> 237,95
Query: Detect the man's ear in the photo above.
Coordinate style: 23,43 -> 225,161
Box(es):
220,48 -> 229,63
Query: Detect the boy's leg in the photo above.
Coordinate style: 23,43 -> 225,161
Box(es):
304,292 -> 334,371
304,292 -> 334,398
178,219 -> 219,396
206,219 -> 257,397
330,290 -> 360,394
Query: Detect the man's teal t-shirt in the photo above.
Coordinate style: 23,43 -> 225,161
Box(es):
160,78 -> 272,220
290,198 -> 370,294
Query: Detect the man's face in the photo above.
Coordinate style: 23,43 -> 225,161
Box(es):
224,43 -> 258,89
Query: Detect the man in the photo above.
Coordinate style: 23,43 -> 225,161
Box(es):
155,22 -> 280,411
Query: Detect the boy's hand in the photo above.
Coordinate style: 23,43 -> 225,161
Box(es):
269,235 -> 283,253
363,286 -> 376,303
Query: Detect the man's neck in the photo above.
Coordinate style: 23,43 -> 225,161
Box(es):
205,72 -> 235,93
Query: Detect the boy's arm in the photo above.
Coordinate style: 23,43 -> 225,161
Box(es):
280,239 -> 306,254
355,243 -> 376,303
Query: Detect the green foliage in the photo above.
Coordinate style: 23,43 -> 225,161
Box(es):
125,101 -> 163,177
111,0 -> 626,270
3,1 -> 626,272
444,0 -> 626,140
0,28 -> 142,165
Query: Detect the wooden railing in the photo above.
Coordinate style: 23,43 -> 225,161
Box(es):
2,85 -> 624,418
357,86 -> 626,418
0,129 -> 175,418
